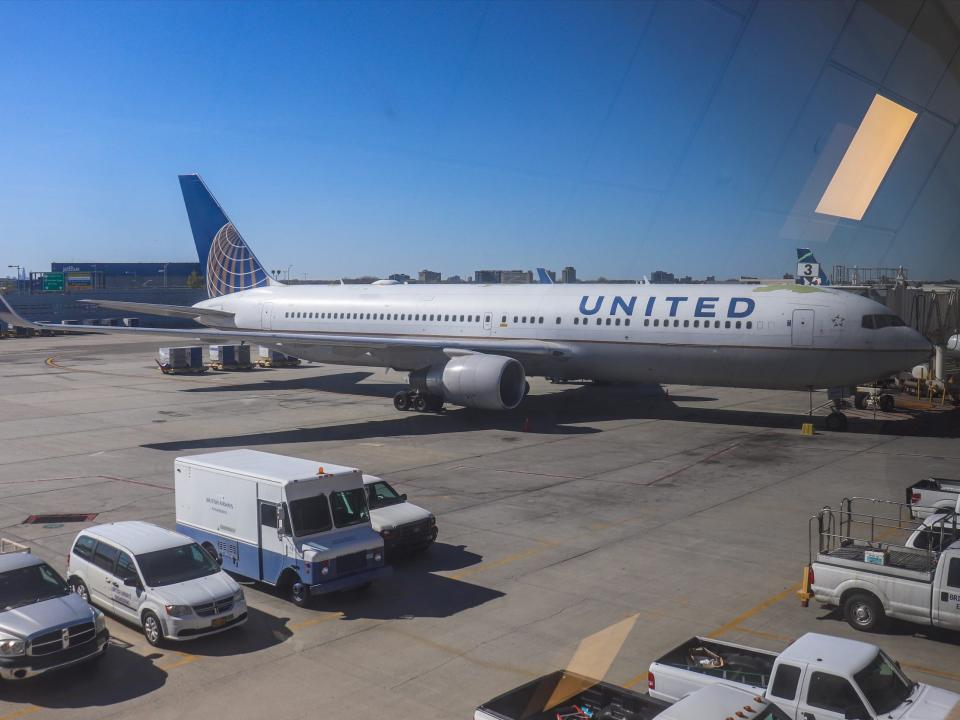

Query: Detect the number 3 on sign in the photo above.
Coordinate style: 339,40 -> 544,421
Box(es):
798,262 -> 819,278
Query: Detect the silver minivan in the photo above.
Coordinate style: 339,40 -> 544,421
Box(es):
67,521 -> 247,647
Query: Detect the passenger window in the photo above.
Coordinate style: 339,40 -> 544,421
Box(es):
948,558 -> 960,588
654,319 -> 659,327
92,542 -> 120,573
615,318 -> 621,326
605,318 -> 611,326
770,664 -> 801,701
429,314 -> 434,321
460,315 -> 465,322
501,315 -> 507,323
574,317 -> 580,325
714,320 -> 720,328
624,319 -> 630,327
746,321 -> 752,329
72,535 -> 96,561
683,320 -> 689,327
522,317 -> 527,323
736,321 -> 742,329
538,317 -> 543,324
445,315 -> 450,321
596,318 -> 602,326
725,321 -> 731,328
116,552 -> 138,583
673,319 -> 679,327
260,503 -> 278,528
644,319 -> 649,327
513,316 -> 518,323
807,672 -> 867,717
693,320 -> 699,328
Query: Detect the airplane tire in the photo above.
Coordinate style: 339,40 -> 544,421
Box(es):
854,392 -> 867,410
414,395 -> 429,412
825,412 -> 848,432
394,391 -> 410,411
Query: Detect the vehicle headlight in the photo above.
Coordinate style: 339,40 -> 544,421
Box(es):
164,604 -> 192,617
373,552 -> 382,563
232,590 -> 244,605
0,636 -> 25,657
93,607 -> 106,633
428,514 -> 436,526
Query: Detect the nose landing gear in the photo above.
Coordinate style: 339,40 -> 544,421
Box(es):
394,389 -> 444,413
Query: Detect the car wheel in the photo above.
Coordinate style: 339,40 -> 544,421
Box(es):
142,610 -> 165,647
70,578 -> 91,602
290,580 -> 311,608
825,412 -> 848,432
879,394 -> 895,413
844,593 -> 885,632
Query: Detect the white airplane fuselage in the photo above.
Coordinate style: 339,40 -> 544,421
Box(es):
196,281 -> 931,390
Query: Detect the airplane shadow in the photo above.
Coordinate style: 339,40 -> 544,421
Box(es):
143,371 -> 959,452
184,371 -> 406,399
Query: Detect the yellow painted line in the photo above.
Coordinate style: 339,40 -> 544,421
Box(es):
901,661 -> 960,684
158,652 -> 198,671
289,612 -> 343,631
0,707 -> 40,720
707,584 -> 802,639
447,542 -> 557,582
623,672 -> 646,689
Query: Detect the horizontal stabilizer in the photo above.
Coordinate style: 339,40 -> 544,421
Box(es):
0,295 -> 41,329
77,299 -> 235,326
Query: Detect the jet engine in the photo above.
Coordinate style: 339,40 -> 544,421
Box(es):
410,354 -> 526,410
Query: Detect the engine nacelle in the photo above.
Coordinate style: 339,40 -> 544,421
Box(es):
410,354 -> 526,410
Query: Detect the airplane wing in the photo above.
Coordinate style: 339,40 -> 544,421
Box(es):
75,299 -> 236,325
1,296 -> 571,366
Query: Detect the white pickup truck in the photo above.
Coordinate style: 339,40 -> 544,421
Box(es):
474,671 -> 787,720
807,501 -> 960,632
647,632 -> 960,720
908,478 -> 960,519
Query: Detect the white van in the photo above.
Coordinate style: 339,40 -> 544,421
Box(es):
363,474 -> 437,555
174,450 -> 390,606
66,521 -> 246,647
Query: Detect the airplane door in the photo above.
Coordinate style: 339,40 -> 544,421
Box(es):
261,303 -> 273,330
791,309 -> 814,346
483,311 -> 493,335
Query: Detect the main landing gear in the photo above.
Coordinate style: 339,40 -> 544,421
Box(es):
394,389 -> 444,413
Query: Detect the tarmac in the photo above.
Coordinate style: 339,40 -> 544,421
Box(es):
0,332 -> 958,719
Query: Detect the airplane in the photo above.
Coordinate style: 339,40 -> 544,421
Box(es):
795,248 -> 831,286
536,268 -> 553,284
0,174 -> 932,430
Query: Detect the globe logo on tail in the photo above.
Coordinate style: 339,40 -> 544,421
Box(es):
206,223 -> 270,297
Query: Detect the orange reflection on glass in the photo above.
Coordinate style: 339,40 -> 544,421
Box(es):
815,94 -> 916,221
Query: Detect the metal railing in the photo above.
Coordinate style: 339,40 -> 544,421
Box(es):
0,538 -> 30,554
808,496 -> 957,569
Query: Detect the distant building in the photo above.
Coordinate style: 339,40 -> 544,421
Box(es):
679,275 -> 693,283
418,269 -> 441,283
705,275 -> 716,283
501,270 -> 532,284
48,261 -> 202,290
388,273 -> 411,283
650,270 -> 675,284
561,266 -> 577,283
474,270 -> 501,284
445,275 -> 463,283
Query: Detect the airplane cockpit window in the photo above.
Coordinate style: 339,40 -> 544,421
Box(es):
862,314 -> 906,329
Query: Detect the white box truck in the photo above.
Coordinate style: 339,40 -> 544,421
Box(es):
175,450 -> 390,607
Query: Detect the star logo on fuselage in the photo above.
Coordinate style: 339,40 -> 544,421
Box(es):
832,315 -> 844,327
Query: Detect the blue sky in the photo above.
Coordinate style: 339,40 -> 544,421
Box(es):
0,1 -> 956,281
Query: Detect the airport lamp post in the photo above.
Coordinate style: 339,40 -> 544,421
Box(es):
7,265 -> 21,292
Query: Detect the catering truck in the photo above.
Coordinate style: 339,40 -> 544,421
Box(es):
647,632 -> 960,719
804,497 -> 960,632
175,450 -> 390,607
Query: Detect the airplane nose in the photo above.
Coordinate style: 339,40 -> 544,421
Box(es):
904,328 -> 933,363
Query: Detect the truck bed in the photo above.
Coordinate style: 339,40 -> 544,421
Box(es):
820,544 -> 937,574
475,671 -> 669,720
653,637 -> 776,690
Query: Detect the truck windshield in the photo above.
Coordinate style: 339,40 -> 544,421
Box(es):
0,562 -> 70,610
854,651 -> 915,714
331,488 -> 370,527
136,543 -> 220,587
289,496 -> 332,536
366,481 -> 404,509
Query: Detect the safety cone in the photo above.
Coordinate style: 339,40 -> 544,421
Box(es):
522,417 -> 531,432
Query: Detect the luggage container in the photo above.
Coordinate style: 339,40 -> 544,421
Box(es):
157,346 -> 206,374
257,346 -> 301,367
209,344 -> 253,371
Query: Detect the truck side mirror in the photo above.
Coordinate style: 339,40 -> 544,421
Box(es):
123,576 -> 140,588
400,493 -> 408,502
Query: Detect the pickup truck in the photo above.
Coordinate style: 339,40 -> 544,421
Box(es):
647,632 -> 960,719
474,670 -> 670,720
808,505 -> 960,632
908,478 -> 960,518
0,540 -> 109,679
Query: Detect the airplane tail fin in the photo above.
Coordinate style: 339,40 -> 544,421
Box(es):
795,248 -> 830,286
535,268 -> 554,284
178,174 -> 279,298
